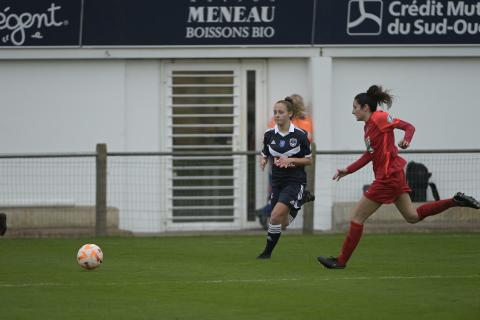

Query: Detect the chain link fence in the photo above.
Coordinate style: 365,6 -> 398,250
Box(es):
0,146 -> 479,236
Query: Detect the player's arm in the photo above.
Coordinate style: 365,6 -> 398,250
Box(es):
333,152 -> 372,181
373,112 -> 416,149
260,131 -> 271,170
295,132 -> 312,167
393,119 -> 415,149
275,156 -> 311,168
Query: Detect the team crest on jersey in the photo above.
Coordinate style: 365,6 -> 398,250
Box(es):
279,140 -> 285,148
387,114 -> 394,123
289,138 -> 297,147
365,136 -> 374,153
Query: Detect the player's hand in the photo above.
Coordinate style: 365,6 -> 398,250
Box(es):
332,168 -> 349,181
259,157 -> 268,170
274,157 -> 295,168
398,139 -> 410,149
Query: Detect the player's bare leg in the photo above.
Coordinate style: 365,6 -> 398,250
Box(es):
394,193 -> 422,223
396,192 -> 479,223
257,202 -> 290,259
350,196 -> 382,224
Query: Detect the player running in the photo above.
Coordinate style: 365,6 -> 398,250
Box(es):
257,97 -> 312,259
317,85 -> 480,269
257,94 -> 315,229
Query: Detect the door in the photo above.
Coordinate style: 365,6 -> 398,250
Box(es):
164,60 -> 266,231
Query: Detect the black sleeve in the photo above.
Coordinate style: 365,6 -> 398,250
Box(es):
300,131 -> 312,158
261,131 -> 271,157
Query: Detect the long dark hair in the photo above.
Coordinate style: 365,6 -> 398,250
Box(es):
355,85 -> 393,111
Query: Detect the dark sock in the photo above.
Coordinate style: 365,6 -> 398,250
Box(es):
338,221 -> 364,265
259,223 -> 282,256
416,198 -> 455,220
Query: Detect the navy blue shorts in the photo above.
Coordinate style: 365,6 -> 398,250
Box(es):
271,183 -> 305,210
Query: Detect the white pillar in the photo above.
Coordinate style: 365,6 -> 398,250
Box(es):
309,56 -> 334,231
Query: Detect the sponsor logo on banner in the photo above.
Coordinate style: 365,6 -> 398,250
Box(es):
347,0 -> 383,35
0,3 -> 69,46
186,0 -> 276,40
386,0 -> 480,36
346,0 -> 480,38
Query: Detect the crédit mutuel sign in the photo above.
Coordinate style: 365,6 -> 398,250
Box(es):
386,0 -> 480,36
343,0 -> 480,42
185,0 -> 276,40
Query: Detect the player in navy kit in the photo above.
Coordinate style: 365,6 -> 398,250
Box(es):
317,85 -> 480,269
257,97 -> 312,259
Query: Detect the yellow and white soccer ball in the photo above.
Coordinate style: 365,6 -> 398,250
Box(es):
77,244 -> 103,270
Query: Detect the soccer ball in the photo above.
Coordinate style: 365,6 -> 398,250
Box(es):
77,244 -> 103,270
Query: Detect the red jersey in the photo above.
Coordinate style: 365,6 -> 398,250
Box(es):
346,111 -> 415,180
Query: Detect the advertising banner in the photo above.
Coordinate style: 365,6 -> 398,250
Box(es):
0,0 -> 82,47
2,0 -> 479,47
82,0 -> 315,46
315,0 -> 480,44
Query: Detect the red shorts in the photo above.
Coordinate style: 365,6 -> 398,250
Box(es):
364,170 -> 412,204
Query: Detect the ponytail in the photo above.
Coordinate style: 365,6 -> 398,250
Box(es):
355,85 -> 393,111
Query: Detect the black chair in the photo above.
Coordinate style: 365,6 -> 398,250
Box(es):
406,161 -> 440,202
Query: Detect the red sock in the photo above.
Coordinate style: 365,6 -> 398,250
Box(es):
338,221 -> 364,265
416,198 -> 456,220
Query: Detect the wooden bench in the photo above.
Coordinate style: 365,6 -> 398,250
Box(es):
0,206 -> 125,237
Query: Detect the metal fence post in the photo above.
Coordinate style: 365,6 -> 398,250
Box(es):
96,143 -> 107,236
303,142 -> 316,234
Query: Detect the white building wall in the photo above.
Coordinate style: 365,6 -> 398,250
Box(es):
267,59 -> 310,112
124,60 -> 163,151
0,60 -> 128,153
331,57 -> 480,150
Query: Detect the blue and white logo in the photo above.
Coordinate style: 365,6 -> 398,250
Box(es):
289,138 -> 297,147
347,0 -> 383,36
279,140 -> 285,148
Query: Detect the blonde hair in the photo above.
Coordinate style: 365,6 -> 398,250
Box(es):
289,94 -> 306,117
276,95 -> 307,119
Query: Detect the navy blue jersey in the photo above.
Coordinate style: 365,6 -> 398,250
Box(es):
261,123 -> 311,185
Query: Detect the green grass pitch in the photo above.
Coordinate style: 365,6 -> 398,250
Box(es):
1,233 -> 479,319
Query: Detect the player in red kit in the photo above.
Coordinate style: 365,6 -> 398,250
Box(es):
317,85 -> 480,269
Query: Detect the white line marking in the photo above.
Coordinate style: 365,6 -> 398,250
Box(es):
198,274 -> 480,283
1,274 -> 479,288
0,282 -> 62,288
